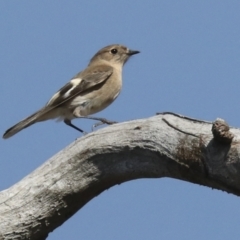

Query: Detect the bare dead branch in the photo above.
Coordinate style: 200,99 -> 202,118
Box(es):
1,113 -> 240,239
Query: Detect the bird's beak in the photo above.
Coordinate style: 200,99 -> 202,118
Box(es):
127,49 -> 140,55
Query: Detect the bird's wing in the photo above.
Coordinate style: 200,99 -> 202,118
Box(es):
46,64 -> 113,108
3,65 -> 113,139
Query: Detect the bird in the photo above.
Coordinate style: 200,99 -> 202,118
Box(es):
3,44 -> 140,139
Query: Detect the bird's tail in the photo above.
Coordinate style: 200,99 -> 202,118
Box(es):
3,107 -> 49,139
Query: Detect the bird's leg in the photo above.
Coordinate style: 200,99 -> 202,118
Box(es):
64,119 -> 87,135
86,117 -> 118,131
83,116 -> 118,125
73,107 -> 117,131
77,116 -> 118,131
91,121 -> 110,131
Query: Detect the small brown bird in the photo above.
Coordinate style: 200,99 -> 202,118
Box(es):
3,44 -> 139,139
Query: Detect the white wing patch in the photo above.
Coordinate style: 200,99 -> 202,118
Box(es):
47,92 -> 60,106
70,78 -> 82,86
46,78 -> 82,106
64,78 -> 82,98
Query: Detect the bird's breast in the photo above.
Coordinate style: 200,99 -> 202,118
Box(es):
70,71 -> 122,116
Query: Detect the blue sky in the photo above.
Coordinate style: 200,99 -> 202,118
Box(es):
1,1 -> 240,239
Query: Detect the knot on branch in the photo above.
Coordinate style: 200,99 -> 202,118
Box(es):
212,118 -> 234,143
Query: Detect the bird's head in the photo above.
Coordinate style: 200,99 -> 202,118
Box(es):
90,44 -> 140,66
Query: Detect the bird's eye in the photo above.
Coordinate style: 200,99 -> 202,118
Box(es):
111,48 -> 118,54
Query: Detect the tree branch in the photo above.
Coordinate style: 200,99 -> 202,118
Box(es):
1,113 -> 239,239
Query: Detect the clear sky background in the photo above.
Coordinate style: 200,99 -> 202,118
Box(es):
1,1 -> 240,239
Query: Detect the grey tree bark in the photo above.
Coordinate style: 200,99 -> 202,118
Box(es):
0,113 -> 239,240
